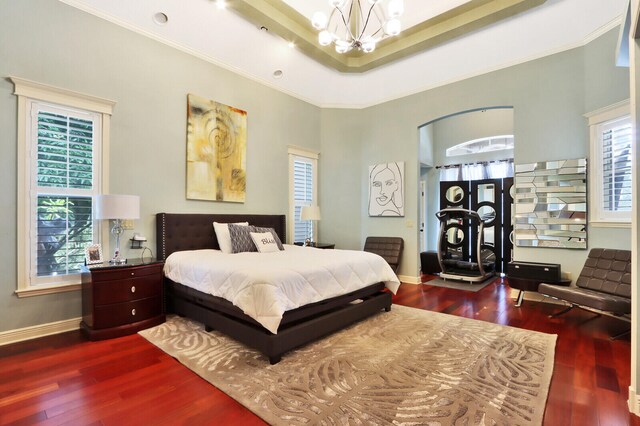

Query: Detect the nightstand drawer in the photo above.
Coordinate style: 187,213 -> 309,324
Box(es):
93,274 -> 162,305
93,297 -> 161,329
90,263 -> 163,282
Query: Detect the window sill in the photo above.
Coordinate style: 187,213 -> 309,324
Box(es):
15,283 -> 81,298
589,221 -> 631,229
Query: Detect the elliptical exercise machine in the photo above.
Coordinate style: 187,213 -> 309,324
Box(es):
435,208 -> 496,283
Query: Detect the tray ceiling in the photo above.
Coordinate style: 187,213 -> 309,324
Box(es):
229,0 -> 548,72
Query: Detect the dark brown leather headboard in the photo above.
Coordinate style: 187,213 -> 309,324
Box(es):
156,213 -> 287,260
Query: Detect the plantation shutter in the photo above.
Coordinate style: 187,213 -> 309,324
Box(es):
35,105 -> 96,277
601,118 -> 632,213
293,159 -> 314,242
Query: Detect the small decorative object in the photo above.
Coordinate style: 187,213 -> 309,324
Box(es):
186,94 -> 247,203
95,194 -> 140,264
368,162 -> 404,217
85,244 -> 103,265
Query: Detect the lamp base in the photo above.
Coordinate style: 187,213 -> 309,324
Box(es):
109,257 -> 127,265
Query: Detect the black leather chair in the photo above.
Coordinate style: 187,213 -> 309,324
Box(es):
538,248 -> 631,339
364,237 -> 404,273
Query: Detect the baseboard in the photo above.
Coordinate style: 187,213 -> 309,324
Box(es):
629,386 -> 640,415
398,275 -> 420,284
0,317 -> 82,346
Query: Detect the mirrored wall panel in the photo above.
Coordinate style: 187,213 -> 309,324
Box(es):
514,159 -> 587,249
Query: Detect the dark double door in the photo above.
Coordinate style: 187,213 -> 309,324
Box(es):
439,178 -> 513,273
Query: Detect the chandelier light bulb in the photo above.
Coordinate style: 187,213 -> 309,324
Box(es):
361,40 -> 376,53
318,30 -> 333,46
311,11 -> 328,30
329,0 -> 347,8
384,18 -> 401,36
387,0 -> 404,18
335,40 -> 351,53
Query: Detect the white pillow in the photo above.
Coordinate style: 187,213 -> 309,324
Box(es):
213,222 -> 249,253
250,232 -> 281,253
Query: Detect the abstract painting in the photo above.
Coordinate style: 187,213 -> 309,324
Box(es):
368,162 -> 404,216
186,94 -> 247,202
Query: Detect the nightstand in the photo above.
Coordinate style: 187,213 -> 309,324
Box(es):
80,259 -> 165,340
294,242 -> 335,249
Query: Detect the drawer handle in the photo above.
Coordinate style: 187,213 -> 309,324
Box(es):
131,272 -> 135,276
131,286 -> 136,293
131,309 -> 136,316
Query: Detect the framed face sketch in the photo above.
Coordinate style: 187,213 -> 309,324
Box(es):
85,244 -> 103,265
368,162 -> 404,217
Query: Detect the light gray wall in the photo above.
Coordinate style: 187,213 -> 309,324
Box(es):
319,108 -> 364,249
323,28 -> 630,278
0,0 -> 320,332
419,124 -> 434,167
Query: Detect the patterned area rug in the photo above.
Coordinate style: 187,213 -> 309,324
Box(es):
139,305 -> 556,425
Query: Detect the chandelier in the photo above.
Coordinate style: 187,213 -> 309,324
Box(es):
311,0 -> 404,54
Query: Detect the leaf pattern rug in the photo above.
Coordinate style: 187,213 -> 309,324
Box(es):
139,305 -> 556,425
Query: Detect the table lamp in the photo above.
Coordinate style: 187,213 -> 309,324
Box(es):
95,194 -> 140,264
300,205 -> 321,246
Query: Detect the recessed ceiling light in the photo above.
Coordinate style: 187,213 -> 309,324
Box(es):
153,12 -> 168,25
273,70 -> 284,79
216,0 -> 226,9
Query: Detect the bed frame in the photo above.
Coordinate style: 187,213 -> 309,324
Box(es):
156,213 -> 392,364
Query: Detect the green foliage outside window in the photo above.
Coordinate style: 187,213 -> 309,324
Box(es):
36,111 -> 94,277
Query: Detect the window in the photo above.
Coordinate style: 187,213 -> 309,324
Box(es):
12,77 -> 114,296
288,146 -> 319,243
587,101 -> 632,226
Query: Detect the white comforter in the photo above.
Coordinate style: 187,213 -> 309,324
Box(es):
164,245 -> 400,334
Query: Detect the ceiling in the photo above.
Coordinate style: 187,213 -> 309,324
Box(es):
60,0 -> 627,108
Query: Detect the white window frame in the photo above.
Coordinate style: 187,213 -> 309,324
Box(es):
585,100 -> 631,227
11,77 -> 115,297
288,146 -> 319,244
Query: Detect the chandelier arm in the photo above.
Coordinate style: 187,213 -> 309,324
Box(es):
370,27 -> 383,40
358,3 -> 377,41
337,8 -> 356,42
327,7 -> 340,40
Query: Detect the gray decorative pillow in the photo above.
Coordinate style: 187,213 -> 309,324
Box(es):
228,223 -> 258,253
251,226 -> 285,250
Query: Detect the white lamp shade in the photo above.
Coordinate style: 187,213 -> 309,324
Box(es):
300,205 -> 321,221
95,194 -> 140,220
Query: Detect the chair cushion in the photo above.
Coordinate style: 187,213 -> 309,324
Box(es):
364,237 -> 403,272
576,248 -> 631,298
539,283 -> 631,314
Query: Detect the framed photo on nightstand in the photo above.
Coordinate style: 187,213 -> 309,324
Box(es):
85,244 -> 103,265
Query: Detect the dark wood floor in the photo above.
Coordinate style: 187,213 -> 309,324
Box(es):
1,278 -> 638,425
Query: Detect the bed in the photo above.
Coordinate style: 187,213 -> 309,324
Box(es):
156,212 -> 398,364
